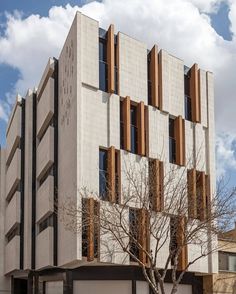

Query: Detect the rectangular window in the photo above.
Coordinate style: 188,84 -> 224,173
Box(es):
169,118 -> 176,164
115,150 -> 121,204
120,101 -> 124,150
6,225 -> 20,243
130,104 -> 138,154
38,214 -> 53,234
147,52 -> 152,105
99,149 -> 108,200
184,74 -> 192,121
129,208 -> 139,261
99,38 -> 108,92
219,252 -> 236,272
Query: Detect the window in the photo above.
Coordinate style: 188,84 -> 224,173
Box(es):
130,104 -> 138,154
99,38 -> 108,92
129,208 -> 139,261
219,252 -> 236,272
99,149 -> 108,200
6,225 -> 20,243
38,214 -> 53,234
147,53 -> 152,105
99,147 -> 120,203
82,198 -> 99,260
38,165 -> 54,187
169,118 -> 176,164
120,101 -> 124,149
184,74 -> 192,121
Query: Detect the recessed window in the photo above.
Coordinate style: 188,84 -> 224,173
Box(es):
99,38 -> 108,92
130,104 -> 138,154
184,73 -> 192,121
169,118 -> 176,164
129,208 -> 139,261
38,214 -> 53,234
99,149 -> 108,200
219,252 -> 236,272
6,225 -> 20,243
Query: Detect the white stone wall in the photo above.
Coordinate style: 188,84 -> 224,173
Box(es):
45,281 -> 63,294
118,32 -> 147,104
160,50 -> 184,117
199,69 -> 208,128
195,123 -> 206,172
58,12 -> 81,266
148,107 -> 169,161
81,15 -> 99,88
185,120 -> 194,169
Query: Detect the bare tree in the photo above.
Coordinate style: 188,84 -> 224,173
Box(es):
57,157 -> 236,294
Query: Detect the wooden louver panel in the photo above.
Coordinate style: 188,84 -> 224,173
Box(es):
108,146 -> 116,202
87,198 -> 95,261
190,63 -> 201,123
174,116 -> 185,166
107,24 -> 115,93
187,169 -> 197,219
123,96 -> 131,151
150,45 -> 159,108
149,159 -> 164,212
177,216 -> 188,271
137,101 -> 145,156
138,209 -> 149,264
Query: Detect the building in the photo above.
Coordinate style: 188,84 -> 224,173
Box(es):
0,11 -> 217,294
204,225 -> 236,294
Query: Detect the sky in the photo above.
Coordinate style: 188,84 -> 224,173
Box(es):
0,0 -> 235,186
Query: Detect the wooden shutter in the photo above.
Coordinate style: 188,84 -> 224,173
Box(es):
123,96 -> 131,151
108,146 -> 116,202
137,101 -> 145,156
187,169 -> 197,219
174,116 -> 185,166
158,51 -> 163,111
149,159 -> 164,212
138,209 -> 149,264
190,63 -> 201,123
150,45 -> 159,108
177,216 -> 188,271
87,198 -> 95,261
107,24 -> 115,93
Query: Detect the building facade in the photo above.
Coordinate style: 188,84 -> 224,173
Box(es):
0,11 -> 217,294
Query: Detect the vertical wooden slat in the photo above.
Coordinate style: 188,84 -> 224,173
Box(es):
137,101 -> 145,156
150,45 -> 159,108
108,146 -> 116,202
87,198 -> 95,261
177,216 -> 188,271
174,116 -> 185,166
187,169 -> 197,219
107,24 -> 115,93
149,159 -> 164,212
190,63 -> 200,123
158,51 -> 163,111
123,96 -> 131,151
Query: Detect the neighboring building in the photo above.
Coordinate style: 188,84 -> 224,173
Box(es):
0,11 -> 217,294
204,225 -> 236,294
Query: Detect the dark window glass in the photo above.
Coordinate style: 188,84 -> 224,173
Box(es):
120,101 -> 124,149
99,149 -> 108,200
147,53 -> 152,105
170,217 -> 178,265
129,208 -> 139,261
131,105 -> 138,154
115,151 -> 120,204
38,214 -> 53,234
6,225 -> 20,243
99,38 -> 108,92
169,118 -> 176,164
184,74 -> 192,121
82,198 -> 88,257
219,252 -> 236,272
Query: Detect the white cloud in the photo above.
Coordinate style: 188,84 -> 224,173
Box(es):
0,0 -> 235,176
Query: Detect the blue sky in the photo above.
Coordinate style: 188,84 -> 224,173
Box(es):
0,0 -> 235,186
